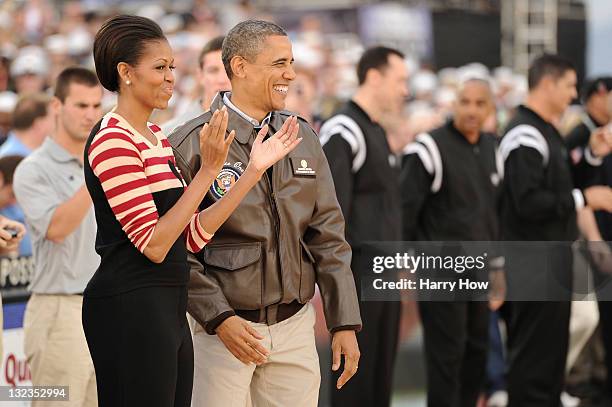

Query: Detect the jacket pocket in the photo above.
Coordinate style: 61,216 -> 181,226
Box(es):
299,238 -> 316,302
203,242 -> 262,309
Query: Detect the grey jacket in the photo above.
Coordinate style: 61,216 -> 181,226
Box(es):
168,92 -> 362,334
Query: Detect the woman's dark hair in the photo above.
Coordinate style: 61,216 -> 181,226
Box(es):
93,15 -> 166,92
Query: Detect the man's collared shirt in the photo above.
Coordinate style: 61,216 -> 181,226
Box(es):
223,92 -> 272,130
0,132 -> 33,158
13,137 -> 99,294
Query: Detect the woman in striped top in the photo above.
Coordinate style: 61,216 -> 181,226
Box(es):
82,15 -> 301,407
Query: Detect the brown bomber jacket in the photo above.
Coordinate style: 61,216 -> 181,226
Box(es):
168,92 -> 362,334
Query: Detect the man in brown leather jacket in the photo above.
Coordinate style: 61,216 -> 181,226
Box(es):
169,20 -> 362,407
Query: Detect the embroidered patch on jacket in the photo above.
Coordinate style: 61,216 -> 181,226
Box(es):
291,157 -> 316,176
210,163 -> 244,199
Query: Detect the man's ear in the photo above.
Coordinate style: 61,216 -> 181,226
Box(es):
50,97 -> 62,115
365,68 -> 382,87
196,65 -> 206,87
230,56 -> 248,79
540,76 -> 555,93
486,99 -> 496,117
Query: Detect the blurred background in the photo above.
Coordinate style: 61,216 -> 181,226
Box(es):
0,1 -> 609,406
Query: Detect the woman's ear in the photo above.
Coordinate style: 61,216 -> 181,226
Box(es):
117,62 -> 132,88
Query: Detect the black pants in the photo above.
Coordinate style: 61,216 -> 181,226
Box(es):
594,246 -> 612,396
82,285 -> 193,407
598,300 -> 612,394
506,301 -> 571,407
419,301 -> 489,407
331,300 -> 401,407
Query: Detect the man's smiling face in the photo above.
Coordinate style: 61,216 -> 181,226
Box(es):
243,35 -> 296,114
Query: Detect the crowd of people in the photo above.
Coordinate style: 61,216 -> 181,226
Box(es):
0,2 -> 610,407
0,0 -> 533,148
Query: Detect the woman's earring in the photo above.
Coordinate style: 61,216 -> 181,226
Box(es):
126,80 -> 131,86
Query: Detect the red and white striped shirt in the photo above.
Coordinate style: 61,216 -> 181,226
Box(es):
88,111 -> 211,254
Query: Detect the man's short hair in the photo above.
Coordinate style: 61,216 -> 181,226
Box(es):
0,155 -> 24,185
580,76 -> 612,103
357,46 -> 405,86
457,77 -> 493,96
199,36 -> 225,70
528,54 -> 575,90
12,93 -> 52,131
54,67 -> 100,103
222,20 -> 287,79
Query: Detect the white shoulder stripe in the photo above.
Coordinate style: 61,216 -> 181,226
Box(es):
415,133 -> 443,193
402,143 -> 434,175
320,114 -> 367,173
500,124 -> 549,166
495,147 -> 504,181
321,124 -> 359,151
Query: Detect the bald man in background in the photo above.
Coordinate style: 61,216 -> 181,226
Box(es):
401,78 -> 505,407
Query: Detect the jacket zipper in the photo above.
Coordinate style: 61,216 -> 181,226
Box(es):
264,169 -> 284,308
260,127 -> 284,317
264,173 -> 281,250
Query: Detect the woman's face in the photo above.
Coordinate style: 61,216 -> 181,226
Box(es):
122,39 -> 175,110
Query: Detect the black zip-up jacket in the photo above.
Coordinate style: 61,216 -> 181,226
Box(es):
400,121 -> 502,242
499,105 -> 582,241
566,113 -> 612,240
320,100 -> 402,248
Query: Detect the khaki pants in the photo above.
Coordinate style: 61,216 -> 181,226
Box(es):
567,300 -> 599,372
192,302 -> 320,407
24,294 -> 97,407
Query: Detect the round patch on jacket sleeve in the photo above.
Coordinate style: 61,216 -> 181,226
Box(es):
210,164 -> 243,199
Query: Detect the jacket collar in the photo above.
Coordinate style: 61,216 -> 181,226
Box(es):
348,99 -> 377,124
211,91 -> 273,144
447,119 -> 483,145
518,104 -> 552,127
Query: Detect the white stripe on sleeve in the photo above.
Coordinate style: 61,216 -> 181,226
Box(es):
499,124 -> 549,166
320,114 -> 367,173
